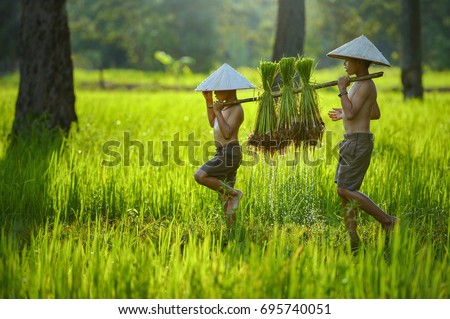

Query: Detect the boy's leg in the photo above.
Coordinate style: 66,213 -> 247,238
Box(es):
195,144 -> 243,226
226,189 -> 242,213
338,187 -> 396,231
218,192 -> 238,227
194,168 -> 240,197
220,193 -> 229,212
194,169 -> 242,225
223,171 -> 241,225
340,195 -> 360,249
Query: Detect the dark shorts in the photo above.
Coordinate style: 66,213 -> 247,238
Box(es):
335,133 -> 374,191
199,142 -> 242,187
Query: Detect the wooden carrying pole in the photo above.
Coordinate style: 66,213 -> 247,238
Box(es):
222,71 -> 384,106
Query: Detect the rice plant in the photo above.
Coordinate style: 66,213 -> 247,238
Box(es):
277,57 -> 300,152
296,57 -> 325,150
248,60 -> 279,154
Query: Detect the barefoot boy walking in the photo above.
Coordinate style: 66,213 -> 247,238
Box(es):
327,35 -> 397,249
194,63 -> 255,226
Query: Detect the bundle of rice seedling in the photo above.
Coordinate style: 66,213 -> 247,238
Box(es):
295,57 -> 325,150
276,57 -> 300,152
248,61 -> 279,154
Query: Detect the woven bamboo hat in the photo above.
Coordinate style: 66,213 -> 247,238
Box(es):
195,63 -> 256,91
327,35 -> 391,67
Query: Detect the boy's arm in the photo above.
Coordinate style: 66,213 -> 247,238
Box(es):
338,76 -> 370,120
371,101 -> 381,120
328,108 -> 343,121
202,91 -> 216,127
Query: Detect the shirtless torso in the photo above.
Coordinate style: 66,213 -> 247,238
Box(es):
213,104 -> 243,147
328,59 -> 381,128
343,79 -> 379,133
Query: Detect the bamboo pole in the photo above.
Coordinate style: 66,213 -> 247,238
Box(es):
223,72 -> 384,106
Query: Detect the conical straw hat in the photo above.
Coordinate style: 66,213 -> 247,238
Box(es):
195,63 -> 256,91
327,35 -> 391,67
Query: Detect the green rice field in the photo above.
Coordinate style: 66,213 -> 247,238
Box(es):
0,67 -> 448,298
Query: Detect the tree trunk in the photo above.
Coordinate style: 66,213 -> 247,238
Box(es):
13,0 -> 77,136
400,0 -> 423,99
0,0 -> 20,74
272,0 -> 305,61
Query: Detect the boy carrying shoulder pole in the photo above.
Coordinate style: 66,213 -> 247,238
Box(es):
193,64 -> 255,227
327,35 -> 397,250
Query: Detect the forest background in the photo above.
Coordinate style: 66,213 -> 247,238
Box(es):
1,0 -> 449,73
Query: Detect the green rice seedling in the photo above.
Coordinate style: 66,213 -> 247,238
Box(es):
296,57 -> 325,150
277,57 -> 300,153
248,61 -> 279,154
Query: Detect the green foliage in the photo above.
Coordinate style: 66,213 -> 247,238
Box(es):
68,0 -> 175,69
154,50 -> 195,87
306,0 -> 450,70
65,0 -> 450,70
421,0 -> 450,70
1,0 -> 449,72
216,0 -> 277,67
0,69 -> 449,298
305,0 -> 400,67
66,0 -> 274,71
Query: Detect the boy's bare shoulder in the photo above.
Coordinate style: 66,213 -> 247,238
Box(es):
231,104 -> 244,114
358,79 -> 377,97
230,104 -> 244,122
360,79 -> 376,89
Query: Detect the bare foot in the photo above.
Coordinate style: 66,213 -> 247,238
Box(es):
382,216 -> 397,249
223,201 -> 229,213
382,216 -> 398,233
226,190 -> 242,223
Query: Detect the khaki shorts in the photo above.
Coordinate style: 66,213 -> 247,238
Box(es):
335,133 -> 374,191
199,142 -> 242,187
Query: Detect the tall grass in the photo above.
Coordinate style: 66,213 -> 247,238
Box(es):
0,69 -> 448,298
